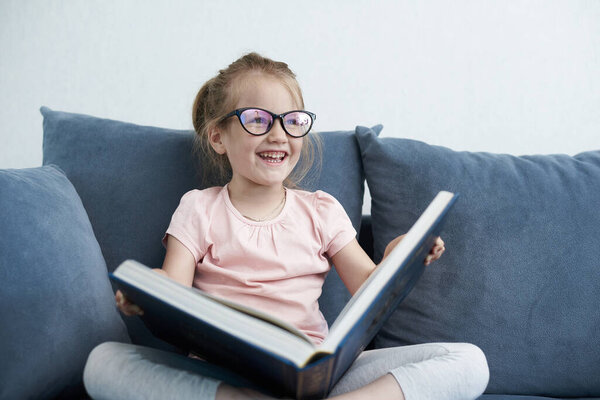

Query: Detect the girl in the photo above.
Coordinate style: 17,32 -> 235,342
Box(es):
84,53 -> 489,400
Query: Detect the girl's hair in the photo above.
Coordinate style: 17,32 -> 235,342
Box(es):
192,52 -> 321,188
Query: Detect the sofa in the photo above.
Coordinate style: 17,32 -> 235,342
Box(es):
1,107 -> 598,399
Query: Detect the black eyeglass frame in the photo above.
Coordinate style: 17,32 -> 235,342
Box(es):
221,107 -> 317,138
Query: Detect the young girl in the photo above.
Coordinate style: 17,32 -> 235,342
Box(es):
84,53 -> 489,400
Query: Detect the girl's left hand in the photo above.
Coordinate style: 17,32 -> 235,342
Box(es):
425,237 -> 445,266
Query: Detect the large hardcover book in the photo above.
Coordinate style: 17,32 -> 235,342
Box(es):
110,191 -> 458,399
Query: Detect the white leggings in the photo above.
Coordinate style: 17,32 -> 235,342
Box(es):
84,341 -> 489,400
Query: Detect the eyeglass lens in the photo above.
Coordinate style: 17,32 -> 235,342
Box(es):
239,109 -> 312,137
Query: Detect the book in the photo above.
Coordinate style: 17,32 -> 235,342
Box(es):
110,190 -> 458,399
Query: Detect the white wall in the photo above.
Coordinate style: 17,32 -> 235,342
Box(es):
2,0 -> 599,171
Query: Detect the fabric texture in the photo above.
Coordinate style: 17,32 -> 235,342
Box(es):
0,165 -> 129,400
165,185 -> 356,343
356,125 -> 600,397
41,106 -> 365,345
84,341 -> 488,400
84,342 -> 223,400
332,343 -> 488,400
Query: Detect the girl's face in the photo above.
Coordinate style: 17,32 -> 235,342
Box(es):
210,73 -> 304,191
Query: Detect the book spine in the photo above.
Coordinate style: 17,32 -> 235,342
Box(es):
295,355 -> 335,399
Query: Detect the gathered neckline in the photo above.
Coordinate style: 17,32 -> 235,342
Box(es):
221,184 -> 291,226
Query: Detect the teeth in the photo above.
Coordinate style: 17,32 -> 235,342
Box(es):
259,152 -> 285,162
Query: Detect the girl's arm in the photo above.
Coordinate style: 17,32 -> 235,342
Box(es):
116,234 -> 196,316
332,235 -> 444,296
331,238 -> 378,296
159,234 -> 196,287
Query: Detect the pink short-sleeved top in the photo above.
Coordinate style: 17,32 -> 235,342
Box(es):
164,185 -> 356,344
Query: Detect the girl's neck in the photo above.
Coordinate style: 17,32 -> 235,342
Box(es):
226,180 -> 287,222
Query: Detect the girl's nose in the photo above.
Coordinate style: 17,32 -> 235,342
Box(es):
267,119 -> 288,142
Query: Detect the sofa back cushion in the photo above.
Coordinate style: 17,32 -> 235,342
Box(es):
41,107 -> 364,345
0,165 -> 129,399
356,125 -> 600,397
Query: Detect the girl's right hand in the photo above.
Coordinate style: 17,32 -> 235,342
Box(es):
115,290 -> 144,316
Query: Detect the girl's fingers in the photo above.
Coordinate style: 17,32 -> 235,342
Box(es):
122,304 -> 144,316
115,291 -> 144,315
129,305 -> 144,316
115,291 -> 124,307
429,246 -> 445,255
429,237 -> 445,255
425,238 -> 445,265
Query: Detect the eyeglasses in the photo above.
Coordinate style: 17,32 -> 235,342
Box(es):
221,107 -> 316,138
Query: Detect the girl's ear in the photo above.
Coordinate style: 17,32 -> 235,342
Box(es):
209,128 -> 227,155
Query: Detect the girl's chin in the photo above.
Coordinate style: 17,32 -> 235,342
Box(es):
256,173 -> 289,187
232,173 -> 289,189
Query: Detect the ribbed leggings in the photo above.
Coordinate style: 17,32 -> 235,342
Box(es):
83,341 -> 489,400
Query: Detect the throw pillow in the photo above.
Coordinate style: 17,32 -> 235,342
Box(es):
0,165 -> 129,399
356,125 -> 600,397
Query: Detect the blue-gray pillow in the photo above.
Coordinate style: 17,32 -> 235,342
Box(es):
356,125 -> 600,397
0,165 -> 129,400
41,107 -> 364,336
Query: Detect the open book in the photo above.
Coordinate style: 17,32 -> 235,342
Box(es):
110,191 -> 458,399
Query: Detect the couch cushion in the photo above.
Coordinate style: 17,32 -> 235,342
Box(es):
0,165 -> 129,400
356,125 -> 600,397
41,107 -> 365,342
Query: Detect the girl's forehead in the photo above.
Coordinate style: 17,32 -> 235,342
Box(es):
230,72 -> 302,110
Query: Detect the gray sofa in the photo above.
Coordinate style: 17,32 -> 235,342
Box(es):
1,107 -> 598,399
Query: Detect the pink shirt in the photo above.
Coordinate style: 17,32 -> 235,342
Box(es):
164,185 -> 356,344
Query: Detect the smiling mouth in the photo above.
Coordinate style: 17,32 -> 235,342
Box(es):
258,151 -> 287,163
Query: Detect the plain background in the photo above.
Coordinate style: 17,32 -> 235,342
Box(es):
1,1 -> 598,175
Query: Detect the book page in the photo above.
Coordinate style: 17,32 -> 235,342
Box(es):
197,290 -> 314,344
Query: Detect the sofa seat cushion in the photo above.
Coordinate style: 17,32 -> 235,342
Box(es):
0,165 -> 129,399
356,125 -> 600,397
41,107 -> 366,345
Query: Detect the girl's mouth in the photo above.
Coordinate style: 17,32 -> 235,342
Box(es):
257,151 -> 287,164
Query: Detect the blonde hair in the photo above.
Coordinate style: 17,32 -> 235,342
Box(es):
192,52 -> 321,188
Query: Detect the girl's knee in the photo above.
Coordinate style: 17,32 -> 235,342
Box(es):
83,342 -> 128,399
85,342 -> 126,369
89,341 -> 122,357
453,343 -> 490,396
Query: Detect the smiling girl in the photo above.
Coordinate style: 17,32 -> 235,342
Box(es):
83,53 -> 488,400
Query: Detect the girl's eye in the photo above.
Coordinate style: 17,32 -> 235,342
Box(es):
286,118 -> 309,127
285,112 -> 310,127
253,117 -> 269,124
242,110 -> 271,126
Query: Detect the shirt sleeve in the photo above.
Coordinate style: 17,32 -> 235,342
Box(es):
163,190 -> 206,263
314,191 -> 357,258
